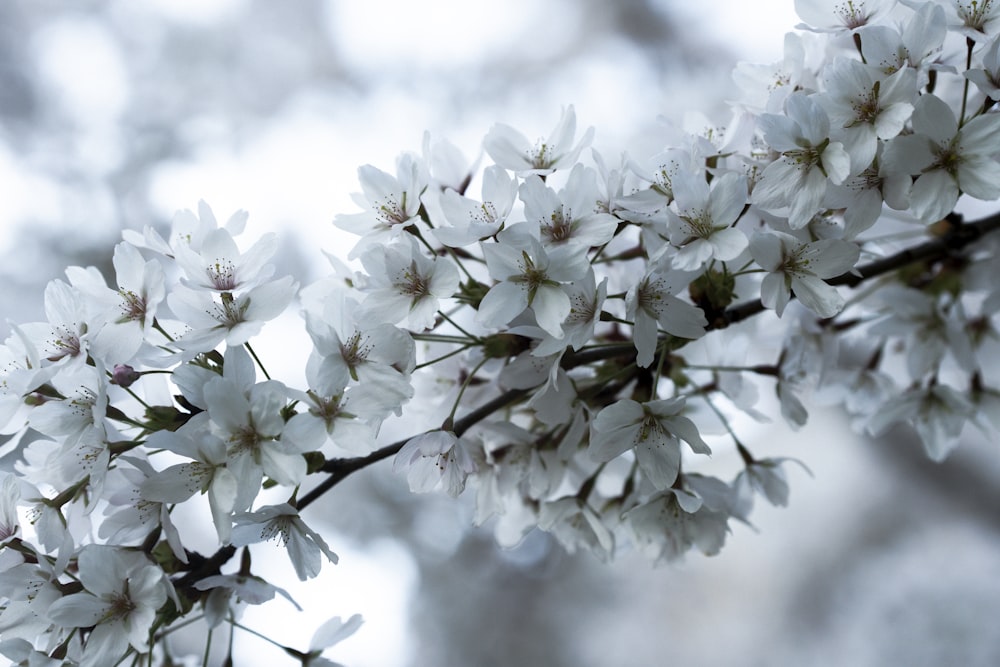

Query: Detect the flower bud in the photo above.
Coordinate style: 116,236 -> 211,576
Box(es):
110,364 -> 142,388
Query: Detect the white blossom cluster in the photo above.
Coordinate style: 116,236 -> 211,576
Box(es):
3,0 -> 1000,663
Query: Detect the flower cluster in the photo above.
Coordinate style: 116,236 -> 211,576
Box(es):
3,1 -> 1000,663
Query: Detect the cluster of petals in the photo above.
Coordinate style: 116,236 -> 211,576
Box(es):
3,3 -> 1000,663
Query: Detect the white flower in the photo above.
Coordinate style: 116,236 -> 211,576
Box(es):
0,561 -> 62,646
357,236 -> 460,331
303,308 -> 415,410
869,285 -> 974,379
173,227 -> 278,293
334,153 -> 427,258
65,242 -> 166,365
432,165 -> 517,247
732,32 -> 810,112
484,105 -> 594,176
624,147 -> 699,211
0,325 -> 48,434
589,397 -> 710,489
422,131 -> 475,192
665,170 -> 749,270
538,497 -> 614,562
733,456 -> 811,520
825,147 -> 912,238
477,231 -> 590,337
230,503 -> 339,581
794,0 -> 895,32
867,383 -> 974,461
626,270 -> 707,368
393,430 -> 477,497
27,365 -> 110,451
0,637 -> 62,667
860,2 -> 947,81
517,164 -> 617,249
749,231 -> 859,318
530,268 -> 608,357
817,337 -> 898,423
140,428 -> 238,543
194,572 -> 301,628
168,275 -> 297,352
282,380 -> 387,456
902,0 -> 1000,38
18,280 -> 89,367
625,487 -> 730,563
303,614 -> 364,667
46,546 -> 169,667
0,474 -> 20,545
752,93 -> 851,228
203,373 -> 305,507
100,461 -> 187,563
122,199 -> 248,258
882,93 -> 1000,222
820,58 -> 916,172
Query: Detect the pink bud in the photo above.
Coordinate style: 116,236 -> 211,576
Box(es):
111,364 -> 141,388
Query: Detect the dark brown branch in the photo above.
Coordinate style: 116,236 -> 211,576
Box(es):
298,387 -> 530,510
723,210 -> 1000,327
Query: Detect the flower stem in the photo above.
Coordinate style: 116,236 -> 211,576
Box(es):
436,310 -> 481,342
244,342 -> 271,380
960,36 -> 974,126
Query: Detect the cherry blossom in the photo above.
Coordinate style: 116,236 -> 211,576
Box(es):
484,105 -> 594,176
883,93 -> 1000,222
477,230 -> 590,337
589,397 -> 711,489
334,153 -> 427,257
750,231 -> 860,318
357,236 -> 460,331
752,93 -> 851,228
230,503 -> 339,581
2,4 -> 1000,662
46,546 -> 170,667
626,269 -> 707,367
665,170 -> 749,270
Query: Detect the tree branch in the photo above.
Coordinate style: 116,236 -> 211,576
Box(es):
172,209 -> 1000,588
724,210 -> 1000,326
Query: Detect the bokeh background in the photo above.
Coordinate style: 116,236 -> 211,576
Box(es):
2,1 -> 1000,665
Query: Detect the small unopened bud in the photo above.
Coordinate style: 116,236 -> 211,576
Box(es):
110,364 -> 141,388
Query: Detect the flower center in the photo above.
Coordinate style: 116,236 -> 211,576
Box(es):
836,0 -> 872,29
471,201 -> 498,224
309,391 -> 349,426
958,0 -> 995,30
105,590 -> 137,622
340,332 -> 373,381
119,289 -> 147,323
529,140 -> 552,169
567,292 -> 596,325
375,192 -> 409,226
637,413 -> 668,444
542,208 -> 575,243
849,82 -> 881,126
636,277 -> 668,317
397,261 -> 429,299
47,324 -> 82,362
783,246 -> 815,276
930,139 -> 963,176
260,517 -> 293,546
680,210 -> 715,240
207,259 -> 238,291
211,293 -> 249,328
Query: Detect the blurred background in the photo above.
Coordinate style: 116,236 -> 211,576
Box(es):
2,0 -> 1000,665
